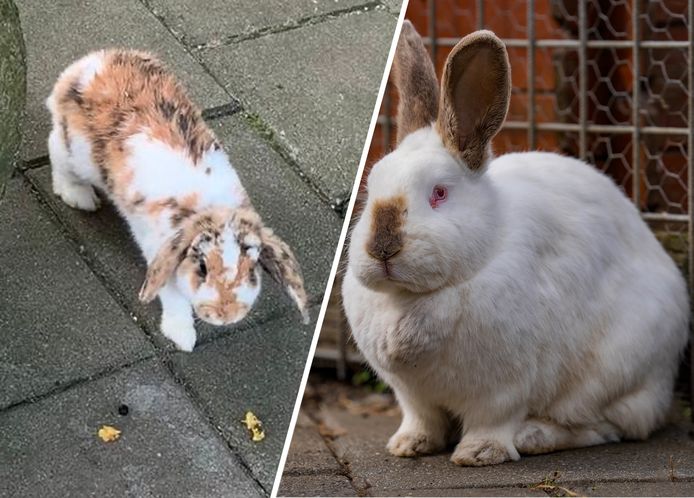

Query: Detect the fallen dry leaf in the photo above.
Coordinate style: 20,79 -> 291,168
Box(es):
317,420 -> 347,439
338,394 -> 400,417
242,411 -> 265,442
97,425 -> 121,443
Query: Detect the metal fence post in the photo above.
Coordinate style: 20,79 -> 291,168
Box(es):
688,0 -> 694,417
578,0 -> 588,160
632,0 -> 641,209
527,0 -> 536,149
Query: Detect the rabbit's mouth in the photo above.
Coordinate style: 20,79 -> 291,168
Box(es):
380,259 -> 406,284
195,302 -> 249,326
382,260 -> 393,277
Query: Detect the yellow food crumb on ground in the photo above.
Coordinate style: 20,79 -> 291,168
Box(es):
242,411 -> 265,442
97,425 -> 121,442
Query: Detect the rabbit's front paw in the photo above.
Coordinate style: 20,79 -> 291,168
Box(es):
161,315 -> 197,352
54,182 -> 100,211
514,421 -> 555,454
387,430 -> 444,457
451,438 -> 516,466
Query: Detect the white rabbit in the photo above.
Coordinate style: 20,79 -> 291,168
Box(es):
47,49 -> 308,352
342,21 -> 689,466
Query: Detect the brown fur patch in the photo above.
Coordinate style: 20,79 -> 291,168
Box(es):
139,208 -> 233,302
201,247 -> 257,318
367,196 -> 406,260
258,226 -> 307,316
53,49 -> 217,206
144,193 -> 200,227
60,117 -> 70,152
436,31 -> 510,171
130,193 -> 146,208
393,21 -> 439,144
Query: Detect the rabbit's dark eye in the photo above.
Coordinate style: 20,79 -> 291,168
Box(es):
238,238 -> 252,253
198,259 -> 208,279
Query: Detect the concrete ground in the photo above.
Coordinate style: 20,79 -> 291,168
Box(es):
0,1 -> 400,496
278,379 -> 694,497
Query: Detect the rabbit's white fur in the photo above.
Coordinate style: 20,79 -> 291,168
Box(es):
343,25 -> 689,466
47,49 -> 308,351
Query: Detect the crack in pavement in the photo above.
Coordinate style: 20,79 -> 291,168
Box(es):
303,408 -> 372,497
192,2 -> 386,50
135,0 -> 355,217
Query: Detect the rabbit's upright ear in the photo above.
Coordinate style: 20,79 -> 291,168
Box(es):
437,30 -> 510,171
393,20 -> 439,144
259,227 -> 309,324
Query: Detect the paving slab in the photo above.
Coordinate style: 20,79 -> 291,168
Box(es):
278,475 -> 357,497
170,309 -> 318,492
282,414 -> 344,476
0,0 -> 25,194
15,0 -> 230,160
24,113 -> 340,349
575,480 -> 694,496
320,405 -> 694,494
0,178 -> 153,409
0,359 -> 262,498
381,0 -> 404,14
201,9 -> 397,202
372,486 -> 546,497
144,0 -> 371,47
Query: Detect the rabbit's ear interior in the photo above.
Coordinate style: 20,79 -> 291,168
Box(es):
258,226 -> 309,324
437,30 -> 510,171
393,20 -> 439,144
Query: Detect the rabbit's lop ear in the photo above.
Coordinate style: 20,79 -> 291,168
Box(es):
139,219 -> 200,303
437,30 -> 510,171
259,227 -> 310,324
393,20 -> 439,144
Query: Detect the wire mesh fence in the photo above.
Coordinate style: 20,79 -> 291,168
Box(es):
319,0 -> 693,405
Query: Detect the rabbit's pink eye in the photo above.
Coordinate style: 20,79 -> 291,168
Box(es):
429,185 -> 448,208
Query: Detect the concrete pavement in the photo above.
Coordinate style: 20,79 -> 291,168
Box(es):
0,0 -> 401,495
278,380 -> 694,497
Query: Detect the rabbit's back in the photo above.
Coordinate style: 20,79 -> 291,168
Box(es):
48,49 -> 218,171
46,49 -> 247,257
467,151 -> 687,425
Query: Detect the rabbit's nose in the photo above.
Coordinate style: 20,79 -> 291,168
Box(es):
367,195 -> 406,261
367,244 -> 401,261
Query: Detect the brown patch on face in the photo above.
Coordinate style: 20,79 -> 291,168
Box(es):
197,244 -> 257,320
392,21 -> 439,144
367,195 -> 406,261
52,49 -> 217,208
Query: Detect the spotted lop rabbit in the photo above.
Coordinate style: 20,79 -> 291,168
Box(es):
47,49 -> 308,351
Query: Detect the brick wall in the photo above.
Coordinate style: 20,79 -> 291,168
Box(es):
318,0 -> 691,362
368,0 -> 690,213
